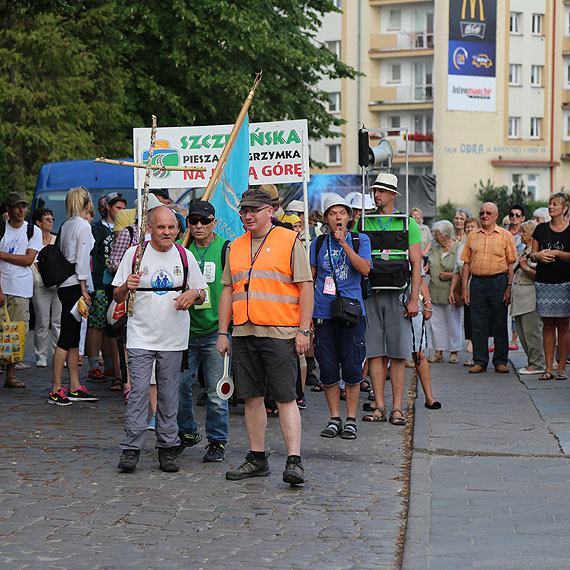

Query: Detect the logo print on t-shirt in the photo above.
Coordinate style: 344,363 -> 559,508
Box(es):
151,270 -> 174,296
6,239 -> 18,255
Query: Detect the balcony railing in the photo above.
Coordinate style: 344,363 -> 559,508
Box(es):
370,84 -> 434,104
370,31 -> 434,52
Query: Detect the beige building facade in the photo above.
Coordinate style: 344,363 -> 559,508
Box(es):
312,0 -> 570,211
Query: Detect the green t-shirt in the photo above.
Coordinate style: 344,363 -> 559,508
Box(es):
188,235 -> 228,337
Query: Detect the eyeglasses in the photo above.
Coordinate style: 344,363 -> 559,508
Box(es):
509,212 -> 522,218
284,210 -> 302,216
188,217 -> 214,226
240,206 -> 270,216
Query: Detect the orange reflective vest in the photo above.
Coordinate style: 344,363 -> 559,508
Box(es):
229,226 -> 300,326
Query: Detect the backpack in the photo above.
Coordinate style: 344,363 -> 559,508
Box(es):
315,232 -> 370,299
0,220 -> 35,242
37,224 -> 76,288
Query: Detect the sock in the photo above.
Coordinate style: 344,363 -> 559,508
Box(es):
88,357 -> 99,370
287,455 -> 302,465
103,356 -> 113,371
250,450 -> 266,460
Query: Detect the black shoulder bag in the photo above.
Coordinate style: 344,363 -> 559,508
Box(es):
37,223 -> 76,288
327,235 -> 362,327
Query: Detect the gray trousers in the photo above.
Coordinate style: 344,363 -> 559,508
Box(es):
514,311 -> 545,370
120,349 -> 183,451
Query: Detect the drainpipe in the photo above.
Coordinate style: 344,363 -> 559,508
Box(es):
550,0 -> 556,194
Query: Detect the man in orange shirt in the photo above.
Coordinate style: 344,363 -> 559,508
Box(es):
461,202 -> 517,373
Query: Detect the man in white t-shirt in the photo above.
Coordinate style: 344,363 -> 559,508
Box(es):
0,192 -> 42,389
112,206 -> 207,473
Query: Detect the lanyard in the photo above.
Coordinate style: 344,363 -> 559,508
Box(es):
247,227 -> 274,286
327,233 -> 346,277
195,236 -> 215,272
377,208 -> 397,231
102,219 -> 113,231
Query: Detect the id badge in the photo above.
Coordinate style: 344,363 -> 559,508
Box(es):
381,250 -> 390,261
323,276 -> 336,294
195,286 -> 212,310
203,262 -> 216,283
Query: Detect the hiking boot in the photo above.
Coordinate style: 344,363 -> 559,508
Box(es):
173,432 -> 202,456
283,457 -> 305,486
67,385 -> 99,402
226,452 -> 270,480
117,449 -> 140,473
158,448 -> 179,473
203,442 -> 225,463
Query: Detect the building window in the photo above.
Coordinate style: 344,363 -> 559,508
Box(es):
510,12 -> 521,34
567,63 -> 570,87
391,116 -> 401,129
508,117 -> 520,138
327,144 -> 341,165
391,63 -> 401,82
531,65 -> 543,87
567,114 -> 570,138
389,9 -> 401,30
333,0 -> 341,8
530,117 -> 541,139
328,92 -> 341,113
509,64 -> 521,86
532,13 -> 543,35
326,40 -> 341,57
567,9 -> 570,36
527,174 -> 538,198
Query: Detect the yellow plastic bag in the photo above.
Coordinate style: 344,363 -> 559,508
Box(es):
0,306 -> 26,365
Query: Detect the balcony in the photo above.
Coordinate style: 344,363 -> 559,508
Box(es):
370,31 -> 434,57
562,90 -> 570,107
561,140 -> 570,160
563,36 -> 570,55
370,84 -> 434,105
370,0 -> 433,5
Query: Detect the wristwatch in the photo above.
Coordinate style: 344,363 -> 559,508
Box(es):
297,328 -> 311,337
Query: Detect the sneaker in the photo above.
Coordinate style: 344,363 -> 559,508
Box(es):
158,448 -> 179,472
226,452 -> 270,480
296,396 -> 306,410
48,389 -> 72,406
147,412 -> 156,431
67,385 -> 99,402
203,442 -> 226,463
117,449 -> 140,473
283,458 -> 305,486
87,368 -> 106,382
36,359 -> 47,368
173,432 -> 202,456
15,362 -> 31,370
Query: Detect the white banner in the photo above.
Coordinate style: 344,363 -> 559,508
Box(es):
133,119 -> 309,189
447,75 -> 496,112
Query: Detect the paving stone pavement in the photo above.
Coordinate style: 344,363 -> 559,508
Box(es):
0,335 -> 412,569
403,347 -> 570,569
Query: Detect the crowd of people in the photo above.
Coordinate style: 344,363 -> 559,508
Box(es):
1,180 -> 569,486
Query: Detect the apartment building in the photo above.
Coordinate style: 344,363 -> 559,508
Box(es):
312,0 -> 570,209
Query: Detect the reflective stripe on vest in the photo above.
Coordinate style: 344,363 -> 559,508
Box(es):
229,226 -> 300,327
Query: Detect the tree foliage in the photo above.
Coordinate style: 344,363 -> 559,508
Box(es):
0,0 -> 357,199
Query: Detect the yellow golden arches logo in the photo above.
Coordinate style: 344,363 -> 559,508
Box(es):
461,0 -> 485,21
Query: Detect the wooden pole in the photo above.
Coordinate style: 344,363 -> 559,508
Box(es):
180,71 -> 262,247
95,157 -> 205,172
127,115 -> 158,317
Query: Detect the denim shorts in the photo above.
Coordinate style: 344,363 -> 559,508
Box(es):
313,318 -> 366,386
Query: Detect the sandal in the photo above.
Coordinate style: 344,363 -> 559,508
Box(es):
4,378 -> 25,388
310,383 -> 324,392
266,407 -> 279,418
538,372 -> 554,381
555,371 -> 568,381
362,406 -> 387,422
427,354 -> 444,363
123,386 -> 131,403
340,421 -> 358,440
109,378 -> 123,391
389,408 -> 407,426
360,380 -> 371,392
449,353 -> 458,363
463,359 -> 475,367
320,418 -> 342,438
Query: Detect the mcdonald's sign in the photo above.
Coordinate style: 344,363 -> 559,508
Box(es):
460,0 -> 486,39
449,0 -> 495,44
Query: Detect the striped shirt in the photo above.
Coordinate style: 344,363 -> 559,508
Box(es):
461,225 -> 517,276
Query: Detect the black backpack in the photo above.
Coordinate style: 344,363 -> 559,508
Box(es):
314,232 -> 371,299
37,224 -> 76,287
0,220 -> 35,242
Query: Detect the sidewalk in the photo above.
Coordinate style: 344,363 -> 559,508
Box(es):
403,347 -> 570,569
1,334 -> 412,569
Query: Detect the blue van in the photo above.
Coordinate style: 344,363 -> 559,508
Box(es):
32,160 -> 137,231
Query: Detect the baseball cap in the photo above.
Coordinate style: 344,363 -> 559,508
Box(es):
323,194 -> 352,217
104,192 -> 127,207
278,213 -> 301,225
5,191 -> 29,207
369,173 -> 401,196
285,200 -> 304,213
134,193 -> 163,218
188,201 -> 216,218
239,188 -> 272,209
259,184 -> 282,206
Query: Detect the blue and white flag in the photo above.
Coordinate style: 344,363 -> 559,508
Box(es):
209,113 -> 250,242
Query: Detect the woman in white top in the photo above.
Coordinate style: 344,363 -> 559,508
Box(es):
31,208 -> 62,367
48,187 -> 97,406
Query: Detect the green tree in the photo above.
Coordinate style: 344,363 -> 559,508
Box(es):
475,179 -> 533,221
437,200 -> 457,222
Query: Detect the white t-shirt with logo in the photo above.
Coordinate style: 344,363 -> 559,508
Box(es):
112,243 -> 206,351
0,222 -> 43,298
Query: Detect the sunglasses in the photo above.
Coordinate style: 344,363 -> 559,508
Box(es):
188,217 -> 214,226
479,211 -> 494,216
509,212 -> 522,217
